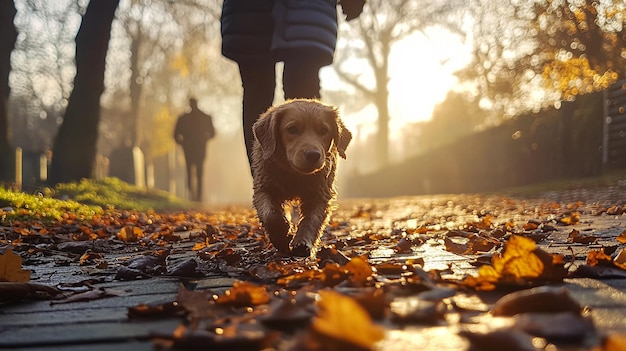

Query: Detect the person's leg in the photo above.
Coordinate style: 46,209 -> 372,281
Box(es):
183,152 -> 193,198
283,56 -> 322,100
195,158 -> 204,202
238,59 -> 275,171
189,164 -> 199,201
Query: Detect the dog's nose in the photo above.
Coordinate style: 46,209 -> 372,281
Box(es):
304,149 -> 322,164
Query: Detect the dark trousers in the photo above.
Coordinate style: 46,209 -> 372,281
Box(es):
238,56 -> 323,172
183,152 -> 204,202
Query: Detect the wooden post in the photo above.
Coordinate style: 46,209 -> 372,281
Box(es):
132,146 -> 145,188
146,160 -> 154,189
39,153 -> 47,182
15,147 -> 22,189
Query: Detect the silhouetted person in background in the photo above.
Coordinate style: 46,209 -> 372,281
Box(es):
220,0 -> 365,173
174,98 -> 215,202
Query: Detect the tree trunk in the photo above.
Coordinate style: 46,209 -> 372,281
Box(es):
129,28 -> 142,147
375,94 -> 390,167
374,38 -> 391,167
0,0 -> 17,183
48,0 -> 120,184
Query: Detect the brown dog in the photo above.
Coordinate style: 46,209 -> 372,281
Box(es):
252,99 -> 352,257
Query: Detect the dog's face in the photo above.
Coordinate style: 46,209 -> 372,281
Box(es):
254,99 -> 352,175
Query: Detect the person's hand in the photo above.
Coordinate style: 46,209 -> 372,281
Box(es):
339,0 -> 365,21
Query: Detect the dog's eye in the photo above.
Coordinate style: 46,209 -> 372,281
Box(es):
318,126 -> 330,135
286,125 -> 299,135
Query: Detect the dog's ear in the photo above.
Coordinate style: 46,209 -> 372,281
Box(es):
253,106 -> 282,160
333,108 -> 352,159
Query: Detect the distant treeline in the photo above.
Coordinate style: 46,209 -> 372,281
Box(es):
345,92 -> 605,197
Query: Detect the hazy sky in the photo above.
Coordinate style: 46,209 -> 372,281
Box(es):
325,26 -> 472,139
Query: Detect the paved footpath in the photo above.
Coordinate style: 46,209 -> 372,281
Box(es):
1,192 -> 626,350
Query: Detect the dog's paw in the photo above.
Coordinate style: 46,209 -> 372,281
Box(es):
291,243 -> 312,257
269,235 -> 291,254
263,218 -> 291,254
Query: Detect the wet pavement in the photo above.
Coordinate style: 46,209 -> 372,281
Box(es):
1,190 -> 626,350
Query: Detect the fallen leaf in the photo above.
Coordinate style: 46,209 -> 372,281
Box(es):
567,229 -> 597,244
56,241 -> 93,254
344,256 -> 374,286
586,248 -> 626,270
117,226 -> 144,242
309,290 -> 385,350
523,221 -> 540,231
572,264 -> 626,279
374,262 -> 410,276
392,237 -> 413,253
166,323 -> 273,350
558,212 -> 580,225
277,267 -> 327,287
176,285 -> 216,322
491,286 -> 581,317
513,312 -> 592,341
352,287 -> 388,320
260,294 -> 315,329
115,266 -> 150,280
588,248 -> 626,271
444,231 -> 499,255
124,249 -> 169,276
444,236 -> 469,255
277,257 -> 372,288
592,333 -> 626,351
51,287 -> 126,305
167,259 -> 202,278
458,329 -> 536,351
0,282 -> 61,300
317,246 -> 350,266
128,300 -> 184,319
389,296 -> 445,324
0,248 -> 31,282
79,250 -> 105,266
462,235 -> 567,290
216,281 -> 270,307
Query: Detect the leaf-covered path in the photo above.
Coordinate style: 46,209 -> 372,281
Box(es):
1,190 -> 626,350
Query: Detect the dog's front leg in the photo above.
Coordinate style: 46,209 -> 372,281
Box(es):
291,198 -> 331,257
253,191 -> 291,254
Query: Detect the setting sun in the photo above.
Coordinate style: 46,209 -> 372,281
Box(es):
321,26 -> 472,139
388,28 -> 472,129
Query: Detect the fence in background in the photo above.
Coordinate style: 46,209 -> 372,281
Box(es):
12,149 -> 106,191
13,148 -> 49,190
11,147 -> 187,200
603,79 -> 626,169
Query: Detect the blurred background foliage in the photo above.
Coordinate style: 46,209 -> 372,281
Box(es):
1,0 -> 625,201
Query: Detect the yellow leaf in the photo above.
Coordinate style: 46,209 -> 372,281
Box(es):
0,248 -> 31,282
216,281 -> 270,307
492,235 -> 543,279
117,226 -> 144,242
463,235 -> 566,290
344,256 -> 374,285
313,290 -> 385,350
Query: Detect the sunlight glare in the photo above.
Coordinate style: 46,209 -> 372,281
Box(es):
388,28 -> 472,129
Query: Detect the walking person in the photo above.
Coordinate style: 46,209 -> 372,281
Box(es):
174,97 -> 215,202
220,0 -> 365,172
